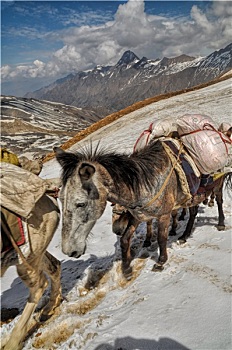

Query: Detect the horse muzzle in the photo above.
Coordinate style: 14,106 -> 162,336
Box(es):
61,235 -> 86,258
69,247 -> 86,259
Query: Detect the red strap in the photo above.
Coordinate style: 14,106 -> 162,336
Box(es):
133,129 -> 152,152
180,129 -> 202,137
16,217 -> 26,245
203,123 -> 232,154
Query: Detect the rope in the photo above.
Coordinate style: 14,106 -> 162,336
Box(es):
144,143 -> 184,208
1,219 -> 34,272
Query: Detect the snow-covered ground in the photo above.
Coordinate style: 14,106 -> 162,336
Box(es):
1,78 -> 232,350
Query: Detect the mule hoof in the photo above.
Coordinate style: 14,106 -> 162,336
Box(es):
122,266 -> 133,280
178,216 -> 185,221
40,313 -> 52,322
143,240 -> 151,248
208,202 -> 214,207
169,230 -> 176,236
177,237 -> 187,245
139,251 -> 150,259
216,225 -> 225,231
152,263 -> 164,272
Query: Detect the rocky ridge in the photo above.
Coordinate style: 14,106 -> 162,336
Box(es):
25,43 -> 232,116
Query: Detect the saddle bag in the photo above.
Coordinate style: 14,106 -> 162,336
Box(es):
177,114 -> 232,174
134,118 -> 177,152
0,148 -> 19,166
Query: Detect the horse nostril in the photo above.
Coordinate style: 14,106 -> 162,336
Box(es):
70,251 -> 80,258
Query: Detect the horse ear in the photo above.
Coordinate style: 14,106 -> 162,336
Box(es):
79,164 -> 95,181
53,147 -> 65,156
53,147 -> 79,168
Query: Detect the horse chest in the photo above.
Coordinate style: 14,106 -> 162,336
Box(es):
129,208 -> 160,221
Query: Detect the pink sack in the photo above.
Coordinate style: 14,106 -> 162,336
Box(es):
150,119 -> 177,139
181,128 -> 231,174
218,122 -> 231,133
177,114 -> 217,136
134,118 -> 176,152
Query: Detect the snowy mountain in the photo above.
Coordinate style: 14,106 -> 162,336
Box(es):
1,78 -> 232,350
25,43 -> 232,116
115,50 -> 140,67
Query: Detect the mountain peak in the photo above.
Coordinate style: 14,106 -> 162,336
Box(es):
116,50 -> 139,66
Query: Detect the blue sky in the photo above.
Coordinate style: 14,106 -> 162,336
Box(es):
1,1 -> 231,96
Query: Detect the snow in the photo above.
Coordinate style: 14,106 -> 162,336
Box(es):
1,78 -> 232,350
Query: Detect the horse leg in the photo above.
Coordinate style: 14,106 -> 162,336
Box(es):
120,220 -> 138,279
143,219 -> 153,247
40,251 -> 62,321
2,262 -> 48,350
178,205 -> 199,244
208,191 -> 215,207
215,191 -> 225,230
152,213 -> 171,272
169,210 -> 178,236
179,207 -> 187,221
1,266 -> 8,277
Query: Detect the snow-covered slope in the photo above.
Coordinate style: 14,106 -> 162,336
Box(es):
1,78 -> 232,350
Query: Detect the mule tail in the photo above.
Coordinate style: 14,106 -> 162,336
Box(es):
224,172 -> 232,191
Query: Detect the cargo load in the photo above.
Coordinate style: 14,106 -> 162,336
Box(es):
134,118 -> 176,152
177,114 -> 231,174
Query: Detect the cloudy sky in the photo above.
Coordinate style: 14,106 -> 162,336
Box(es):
1,0 -> 232,96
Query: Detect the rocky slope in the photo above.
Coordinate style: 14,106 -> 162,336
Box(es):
0,96 -> 102,157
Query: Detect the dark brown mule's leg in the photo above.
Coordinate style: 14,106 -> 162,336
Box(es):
169,210 -> 178,236
179,207 -> 187,221
215,190 -> 225,230
152,213 -> 171,272
208,191 -> 215,207
143,219 -> 153,247
178,205 -> 199,244
120,218 -> 139,279
112,210 -> 130,236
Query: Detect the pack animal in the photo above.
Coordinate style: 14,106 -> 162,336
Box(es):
112,172 -> 230,254
1,194 -> 61,350
54,143 -> 232,279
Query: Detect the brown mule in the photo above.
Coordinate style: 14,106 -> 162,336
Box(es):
112,175 -> 228,258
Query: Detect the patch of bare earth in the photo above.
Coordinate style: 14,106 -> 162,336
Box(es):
31,259 -> 145,348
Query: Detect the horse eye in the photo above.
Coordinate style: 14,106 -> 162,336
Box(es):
75,202 -> 87,208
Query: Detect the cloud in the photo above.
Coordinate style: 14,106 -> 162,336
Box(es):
1,0 -> 231,84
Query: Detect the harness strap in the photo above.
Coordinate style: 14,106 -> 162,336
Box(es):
1,219 -> 34,272
144,143 -> 184,208
213,172 -> 226,181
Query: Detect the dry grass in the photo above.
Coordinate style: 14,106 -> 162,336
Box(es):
43,73 -> 232,163
32,319 -> 88,348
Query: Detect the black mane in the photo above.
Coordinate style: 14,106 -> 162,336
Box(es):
58,140 -> 168,196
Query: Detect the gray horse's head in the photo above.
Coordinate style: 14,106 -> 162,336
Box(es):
54,147 -> 108,258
